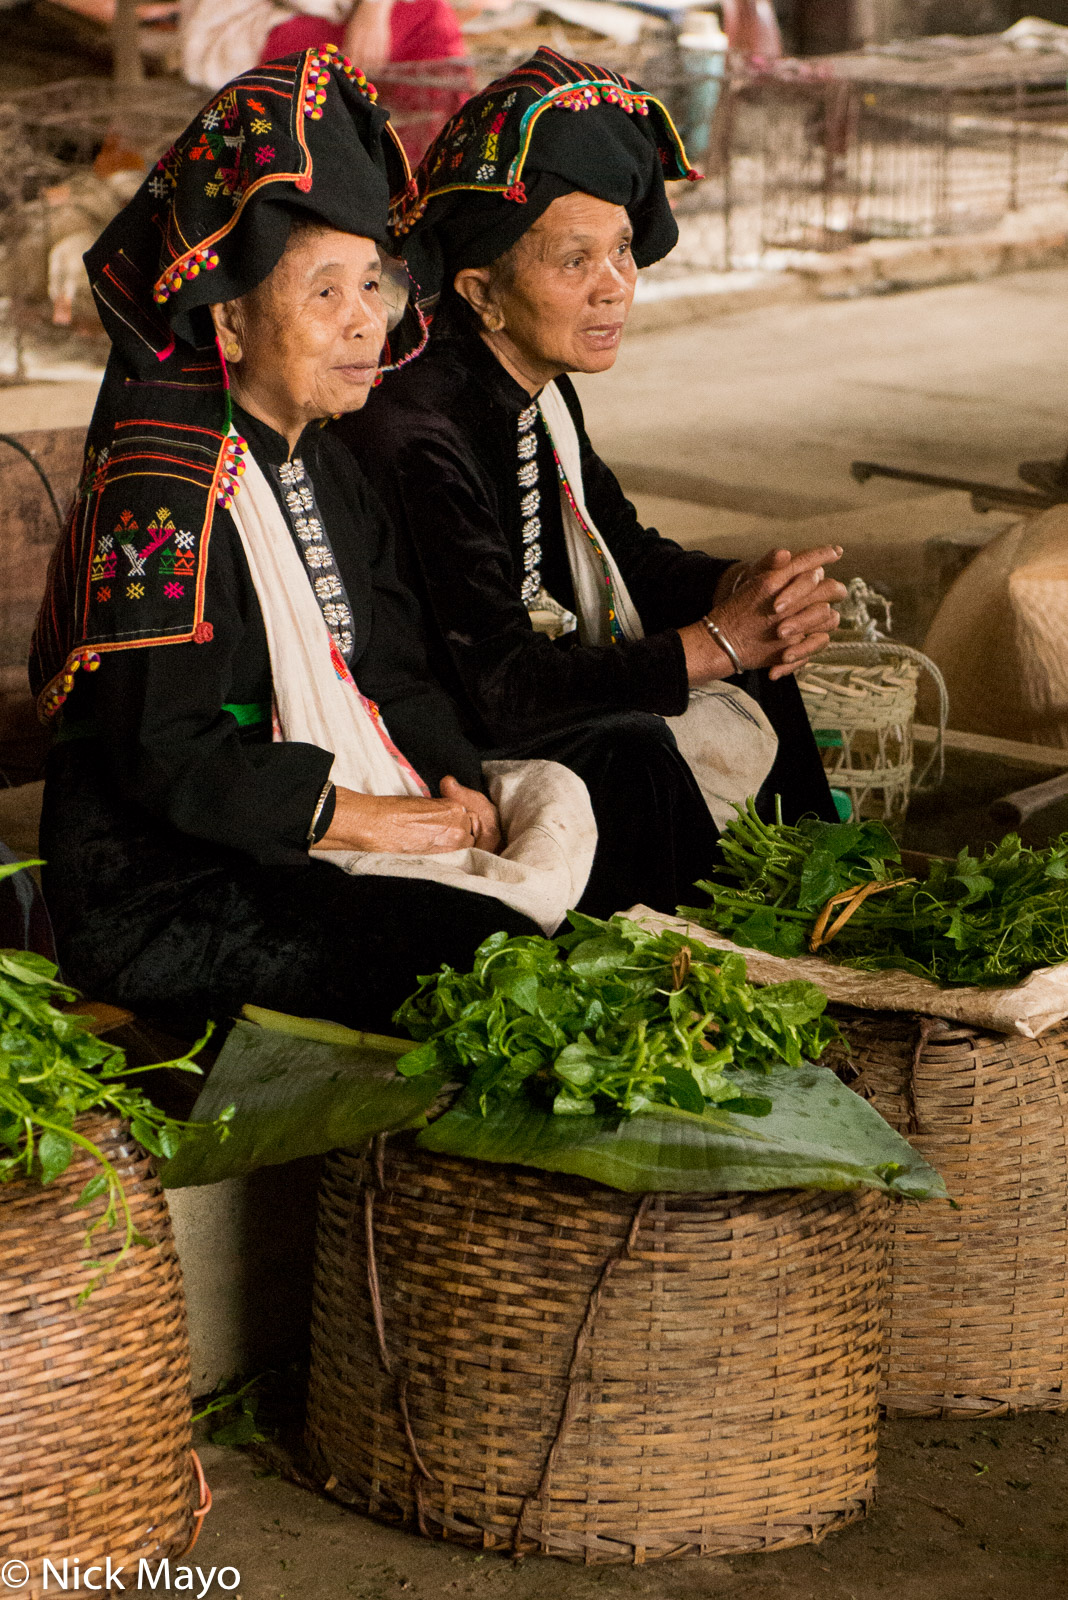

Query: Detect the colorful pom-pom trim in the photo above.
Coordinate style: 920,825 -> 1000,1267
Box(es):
216,434 -> 248,508
41,649 -> 101,717
303,45 -> 376,119
153,246 -> 220,306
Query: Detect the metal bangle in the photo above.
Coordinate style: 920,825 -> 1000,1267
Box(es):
307,781 -> 334,845
704,618 -> 744,675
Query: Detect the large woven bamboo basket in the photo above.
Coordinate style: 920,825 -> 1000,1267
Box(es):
0,1115 -> 198,1599
840,1013 -> 1068,1419
306,1139 -> 889,1564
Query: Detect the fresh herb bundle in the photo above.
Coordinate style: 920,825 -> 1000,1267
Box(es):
0,865 -> 226,1296
394,913 -> 837,1119
685,799 -> 1068,988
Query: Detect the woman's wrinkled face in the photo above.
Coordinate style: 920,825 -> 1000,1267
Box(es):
455,193 -> 637,390
212,224 -> 389,445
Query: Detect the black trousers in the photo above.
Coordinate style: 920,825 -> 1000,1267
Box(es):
488,672 -> 835,920
41,744 -> 535,1038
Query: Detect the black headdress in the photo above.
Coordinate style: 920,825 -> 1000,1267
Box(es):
31,47 -> 423,719
392,48 -> 700,297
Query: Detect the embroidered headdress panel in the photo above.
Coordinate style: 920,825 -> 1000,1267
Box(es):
31,48 -> 422,719
392,48 -> 700,297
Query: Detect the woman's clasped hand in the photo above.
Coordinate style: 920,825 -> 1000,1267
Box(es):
682,544 -> 848,685
319,775 -> 502,856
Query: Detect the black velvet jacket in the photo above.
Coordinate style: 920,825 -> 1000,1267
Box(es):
336,326 -> 735,747
56,406 -> 484,869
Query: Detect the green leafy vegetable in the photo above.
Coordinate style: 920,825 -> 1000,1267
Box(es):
394,914 -> 839,1121
0,868 -> 221,1295
684,799 -> 1068,988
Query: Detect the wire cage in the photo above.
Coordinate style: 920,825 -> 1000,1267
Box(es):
753,73 -> 1068,254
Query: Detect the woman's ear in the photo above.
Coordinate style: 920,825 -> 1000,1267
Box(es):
452,267 -> 504,334
210,300 -> 244,363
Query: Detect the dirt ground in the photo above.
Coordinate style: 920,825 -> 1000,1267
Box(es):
189,1411 -> 1068,1600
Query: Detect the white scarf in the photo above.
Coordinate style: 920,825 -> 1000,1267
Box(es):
536,382 -> 779,830
228,447 -> 596,934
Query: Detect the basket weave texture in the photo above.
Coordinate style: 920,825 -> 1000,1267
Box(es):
0,1115 -> 195,1599
307,1140 -> 889,1564
841,1013 -> 1068,1418
798,644 -> 922,823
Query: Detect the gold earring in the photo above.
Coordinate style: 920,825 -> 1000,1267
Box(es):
224,339 -> 241,361
484,310 -> 505,335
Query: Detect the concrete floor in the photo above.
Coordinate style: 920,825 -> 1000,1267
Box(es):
574,264 -> 1068,530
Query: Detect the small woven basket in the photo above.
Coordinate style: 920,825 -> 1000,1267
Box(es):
839,1012 -> 1068,1418
798,641 -> 945,824
306,1140 -> 889,1564
0,1115 -> 198,1598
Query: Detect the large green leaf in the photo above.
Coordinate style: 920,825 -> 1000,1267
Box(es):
417,1063 -> 946,1200
160,1016 -> 441,1188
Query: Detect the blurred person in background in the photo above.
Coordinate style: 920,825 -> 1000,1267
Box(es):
181,0 -> 470,161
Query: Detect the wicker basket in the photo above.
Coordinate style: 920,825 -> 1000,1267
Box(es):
841,1013 -> 1068,1418
0,1115 -> 199,1598
798,641 -> 945,824
306,1140 -> 890,1564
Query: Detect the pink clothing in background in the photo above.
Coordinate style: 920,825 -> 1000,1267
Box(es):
262,4 -> 468,163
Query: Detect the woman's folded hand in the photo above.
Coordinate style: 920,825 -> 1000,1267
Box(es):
440,776 -> 503,855
317,778 -> 503,856
318,786 -> 478,855
683,545 -> 847,686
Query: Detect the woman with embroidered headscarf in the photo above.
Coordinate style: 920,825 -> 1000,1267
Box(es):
339,49 -> 846,916
30,48 -> 594,1036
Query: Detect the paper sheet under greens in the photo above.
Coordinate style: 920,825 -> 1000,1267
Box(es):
630,908 -> 1068,1040
161,1002 -> 944,1202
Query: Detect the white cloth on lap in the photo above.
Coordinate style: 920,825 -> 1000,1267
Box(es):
228,444 -> 596,934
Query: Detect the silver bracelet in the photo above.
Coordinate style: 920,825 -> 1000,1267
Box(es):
704,618 -> 744,675
307,781 -> 334,845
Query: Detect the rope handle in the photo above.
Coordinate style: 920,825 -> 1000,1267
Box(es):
811,640 -> 949,792
180,1450 -> 213,1557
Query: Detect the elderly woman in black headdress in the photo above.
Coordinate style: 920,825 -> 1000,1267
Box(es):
30,48 -> 595,1035
340,50 -> 846,916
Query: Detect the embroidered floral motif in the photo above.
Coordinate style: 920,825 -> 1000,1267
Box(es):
476,163 -> 495,181
164,581 -> 184,598
270,456 -> 355,659
255,146 -> 275,166
285,485 -> 314,513
96,587 -> 111,603
127,582 -> 144,599
250,117 -> 272,134
175,528 -> 195,550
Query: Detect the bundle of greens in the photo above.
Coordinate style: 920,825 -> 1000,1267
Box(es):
685,800 -> 1068,988
394,913 -> 838,1119
162,924 -> 946,1200
0,864 -> 226,1294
